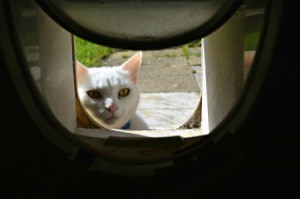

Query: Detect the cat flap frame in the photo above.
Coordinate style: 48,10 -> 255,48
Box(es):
6,0 -> 258,162
72,9 -> 244,165
5,0 -> 207,163
73,7 -> 246,139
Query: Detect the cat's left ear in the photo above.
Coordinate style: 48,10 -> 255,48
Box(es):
121,52 -> 142,83
76,61 -> 88,83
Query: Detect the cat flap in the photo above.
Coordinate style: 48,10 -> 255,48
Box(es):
35,0 -> 243,49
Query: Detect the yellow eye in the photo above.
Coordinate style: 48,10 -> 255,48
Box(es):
118,88 -> 130,97
86,90 -> 102,99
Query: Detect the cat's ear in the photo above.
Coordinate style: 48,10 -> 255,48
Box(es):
76,61 -> 88,83
121,52 -> 142,83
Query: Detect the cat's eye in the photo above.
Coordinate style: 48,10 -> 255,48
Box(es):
86,90 -> 102,99
118,88 -> 130,97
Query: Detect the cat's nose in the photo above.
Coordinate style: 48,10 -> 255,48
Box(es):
106,105 -> 118,114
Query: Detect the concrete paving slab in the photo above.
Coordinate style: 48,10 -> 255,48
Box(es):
137,92 -> 200,129
138,67 -> 200,92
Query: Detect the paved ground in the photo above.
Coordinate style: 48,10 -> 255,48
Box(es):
103,47 -> 202,129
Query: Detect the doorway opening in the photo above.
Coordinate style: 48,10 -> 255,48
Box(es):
75,37 -> 202,131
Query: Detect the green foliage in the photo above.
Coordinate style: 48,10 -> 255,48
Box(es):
75,37 -> 115,67
244,15 -> 264,51
187,39 -> 202,47
244,30 -> 260,51
181,45 -> 192,59
181,43 -> 201,66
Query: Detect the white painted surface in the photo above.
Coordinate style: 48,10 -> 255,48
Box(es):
202,9 -> 245,133
201,42 -> 210,134
75,127 -> 204,138
37,8 -> 77,132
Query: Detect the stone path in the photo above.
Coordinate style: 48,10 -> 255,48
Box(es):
138,92 -> 201,129
103,47 -> 202,129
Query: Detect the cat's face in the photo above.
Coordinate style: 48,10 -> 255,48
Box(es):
76,52 -> 142,129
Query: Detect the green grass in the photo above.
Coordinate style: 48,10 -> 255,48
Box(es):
75,37 -> 115,67
181,41 -> 201,66
181,45 -> 192,59
187,39 -> 202,48
244,15 -> 264,51
245,30 -> 260,51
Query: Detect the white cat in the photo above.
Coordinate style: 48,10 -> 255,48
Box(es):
76,52 -> 148,130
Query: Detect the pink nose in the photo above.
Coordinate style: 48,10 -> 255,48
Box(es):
106,105 -> 118,114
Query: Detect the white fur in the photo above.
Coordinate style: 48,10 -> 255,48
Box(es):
77,52 -> 148,130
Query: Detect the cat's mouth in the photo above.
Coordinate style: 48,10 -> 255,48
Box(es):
104,115 -> 118,123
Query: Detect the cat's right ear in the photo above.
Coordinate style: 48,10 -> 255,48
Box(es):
76,61 -> 88,83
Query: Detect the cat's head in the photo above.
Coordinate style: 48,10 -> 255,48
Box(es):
76,52 -> 142,129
